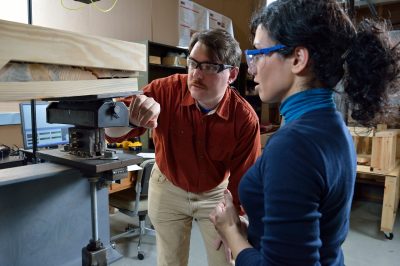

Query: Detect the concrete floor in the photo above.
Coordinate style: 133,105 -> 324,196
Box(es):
109,201 -> 400,266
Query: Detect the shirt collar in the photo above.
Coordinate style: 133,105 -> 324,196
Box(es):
181,80 -> 231,120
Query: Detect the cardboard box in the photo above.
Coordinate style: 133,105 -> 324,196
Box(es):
208,9 -> 233,34
152,0 -> 233,47
179,57 -> 187,67
162,56 -> 187,67
149,56 -> 161,65
0,125 -> 23,147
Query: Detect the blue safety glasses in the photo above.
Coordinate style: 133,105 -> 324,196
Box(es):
245,44 -> 288,69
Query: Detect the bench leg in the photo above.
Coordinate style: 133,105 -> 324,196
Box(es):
381,175 -> 400,236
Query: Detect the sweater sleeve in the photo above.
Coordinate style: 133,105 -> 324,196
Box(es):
236,248 -> 264,265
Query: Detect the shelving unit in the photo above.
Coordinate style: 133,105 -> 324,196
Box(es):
138,41 -> 188,89
138,41 -> 188,149
236,63 -> 281,125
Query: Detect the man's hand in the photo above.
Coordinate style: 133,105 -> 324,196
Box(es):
129,95 -> 160,128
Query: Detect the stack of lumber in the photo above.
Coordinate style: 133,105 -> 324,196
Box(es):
0,19 -> 146,102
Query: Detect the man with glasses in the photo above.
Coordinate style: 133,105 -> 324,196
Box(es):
106,28 -> 260,266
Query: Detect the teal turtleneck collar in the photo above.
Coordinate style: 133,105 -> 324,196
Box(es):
280,88 -> 335,123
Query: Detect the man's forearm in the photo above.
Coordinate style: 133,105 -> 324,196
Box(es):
105,127 -> 132,138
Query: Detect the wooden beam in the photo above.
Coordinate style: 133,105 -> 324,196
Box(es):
0,102 -> 20,112
0,19 -> 146,72
86,68 -> 139,79
0,78 -> 138,101
0,62 -> 96,81
0,62 -> 139,82
348,126 -> 375,137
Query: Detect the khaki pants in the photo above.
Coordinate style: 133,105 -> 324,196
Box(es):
148,163 -> 233,266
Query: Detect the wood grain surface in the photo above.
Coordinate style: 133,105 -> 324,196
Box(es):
0,19 -> 146,71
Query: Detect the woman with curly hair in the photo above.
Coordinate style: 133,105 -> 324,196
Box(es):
209,0 -> 400,265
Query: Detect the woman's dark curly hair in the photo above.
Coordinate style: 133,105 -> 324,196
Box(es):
250,0 -> 400,126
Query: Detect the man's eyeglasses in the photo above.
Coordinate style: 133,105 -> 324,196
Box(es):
245,44 -> 288,68
187,57 -> 233,74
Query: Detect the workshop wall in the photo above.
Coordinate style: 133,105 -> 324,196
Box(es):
31,0 -> 263,50
192,0 -> 264,51
356,2 -> 400,29
32,0 -> 153,42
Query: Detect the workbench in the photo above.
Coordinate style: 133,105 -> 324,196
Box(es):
0,163 -> 117,265
356,163 -> 400,239
349,126 -> 400,239
0,18 -> 147,264
0,155 -> 26,169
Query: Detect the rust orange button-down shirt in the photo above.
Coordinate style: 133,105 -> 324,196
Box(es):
107,74 -> 260,211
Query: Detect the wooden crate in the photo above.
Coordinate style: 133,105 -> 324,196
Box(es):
349,126 -> 399,173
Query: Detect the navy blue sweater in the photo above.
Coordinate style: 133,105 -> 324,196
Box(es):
237,106 -> 356,265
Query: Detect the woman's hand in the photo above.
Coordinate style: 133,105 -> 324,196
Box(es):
210,189 -> 252,260
209,189 -> 241,236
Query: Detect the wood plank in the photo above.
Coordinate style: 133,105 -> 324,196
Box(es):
0,102 -> 20,112
375,129 -> 399,137
0,62 -> 139,81
348,126 -> 375,137
86,68 -> 139,79
352,136 -> 359,152
0,19 -> 146,71
357,162 -> 400,176
0,62 -> 96,81
0,60 -> 8,70
376,124 -> 388,131
388,137 -> 397,170
0,78 -> 138,101
397,134 -> 400,159
371,135 -> 397,171
381,175 -> 399,233
371,137 -> 383,169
